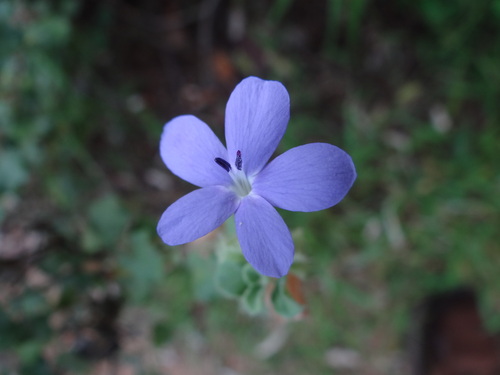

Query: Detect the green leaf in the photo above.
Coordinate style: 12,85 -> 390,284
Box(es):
119,230 -> 164,302
24,16 -> 71,46
242,263 -> 264,285
153,322 -> 173,346
11,291 -> 49,318
0,149 -> 29,191
240,284 -> 265,315
18,340 -> 44,365
87,194 -> 129,249
187,252 -> 216,302
82,228 -> 101,253
271,278 -> 303,318
214,260 -> 247,298
46,174 -> 78,209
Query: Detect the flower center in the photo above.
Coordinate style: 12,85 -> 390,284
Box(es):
229,169 -> 252,197
214,150 -> 252,197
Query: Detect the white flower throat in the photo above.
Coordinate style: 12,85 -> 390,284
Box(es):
215,151 -> 252,197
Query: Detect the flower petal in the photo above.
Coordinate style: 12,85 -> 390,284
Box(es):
160,115 -> 232,187
253,143 -> 356,212
225,77 -> 290,176
235,194 -> 294,278
157,186 -> 238,245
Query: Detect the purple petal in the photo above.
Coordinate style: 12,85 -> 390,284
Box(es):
160,115 -> 232,187
157,186 -> 238,245
253,143 -> 356,212
225,77 -> 290,176
235,194 -> 294,278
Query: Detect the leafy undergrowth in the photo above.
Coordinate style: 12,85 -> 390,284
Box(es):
1,0 -> 499,374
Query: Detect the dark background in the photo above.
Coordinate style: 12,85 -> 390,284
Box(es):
1,0 -> 499,374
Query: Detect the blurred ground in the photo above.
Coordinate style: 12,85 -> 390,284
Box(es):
1,0 -> 500,374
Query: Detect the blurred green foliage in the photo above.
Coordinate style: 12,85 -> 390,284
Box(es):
1,0 -> 500,374
0,1 -> 158,372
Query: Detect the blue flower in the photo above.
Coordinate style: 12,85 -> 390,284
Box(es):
157,77 -> 356,278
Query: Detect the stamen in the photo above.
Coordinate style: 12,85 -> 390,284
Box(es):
235,150 -> 242,170
215,157 -> 231,172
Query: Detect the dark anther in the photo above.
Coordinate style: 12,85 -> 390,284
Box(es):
235,150 -> 242,170
215,157 -> 231,172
